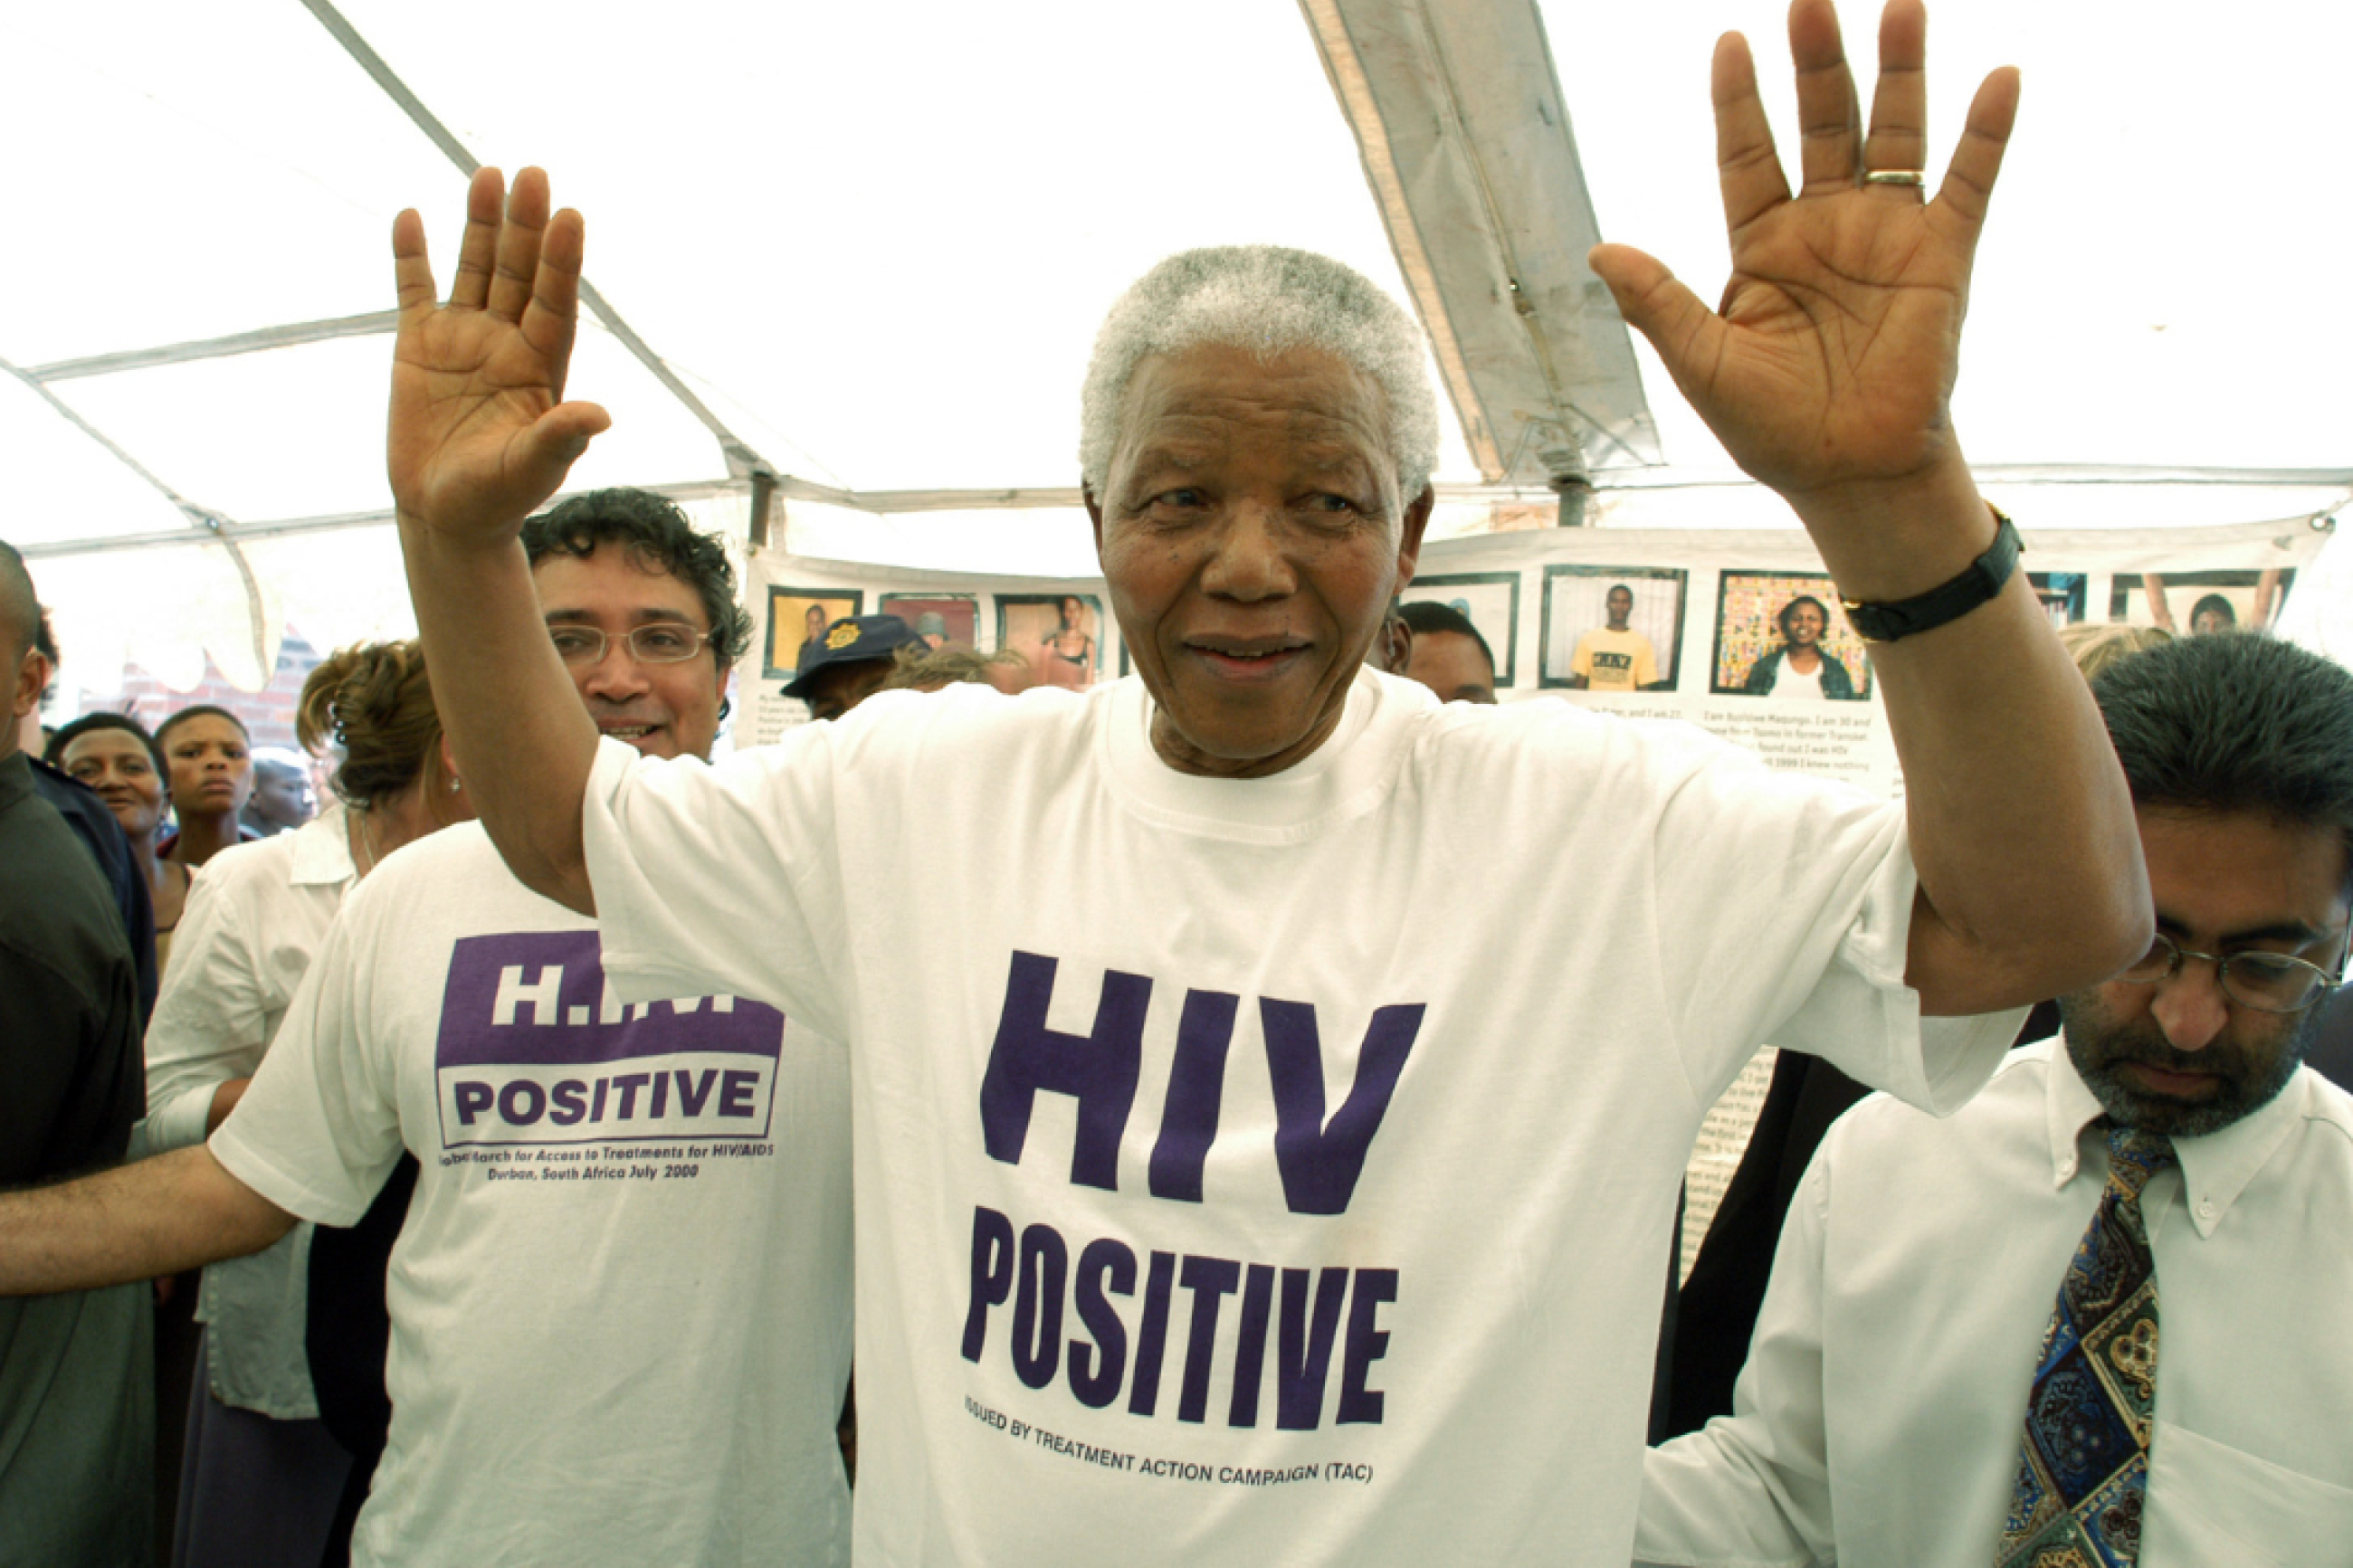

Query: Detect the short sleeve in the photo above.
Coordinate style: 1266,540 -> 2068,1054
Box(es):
209,897 -> 402,1228
581,732 -> 853,1040
1570,633 -> 1594,678
1635,638 -> 1659,688
1642,726 -> 2016,1113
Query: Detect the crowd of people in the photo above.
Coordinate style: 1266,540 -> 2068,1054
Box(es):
5,4 -> 2352,1566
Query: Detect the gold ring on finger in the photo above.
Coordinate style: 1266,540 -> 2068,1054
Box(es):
1862,169 -> 1927,188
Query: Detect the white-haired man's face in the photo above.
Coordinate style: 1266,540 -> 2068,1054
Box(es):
1089,342 -> 1430,778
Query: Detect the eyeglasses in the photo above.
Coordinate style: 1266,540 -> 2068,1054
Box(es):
546,623 -> 711,667
2115,930 -> 2347,1013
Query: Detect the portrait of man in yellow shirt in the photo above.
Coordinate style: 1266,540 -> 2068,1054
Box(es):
1569,584 -> 1660,691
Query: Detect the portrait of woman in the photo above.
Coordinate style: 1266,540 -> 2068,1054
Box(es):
1038,594 -> 1098,688
1739,594 -> 1862,700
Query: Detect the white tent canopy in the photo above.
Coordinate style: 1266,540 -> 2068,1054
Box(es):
8,0 -> 2349,690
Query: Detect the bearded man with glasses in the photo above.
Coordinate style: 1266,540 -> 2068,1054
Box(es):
2067,913 -> 2350,1137
1638,630 -> 2353,1568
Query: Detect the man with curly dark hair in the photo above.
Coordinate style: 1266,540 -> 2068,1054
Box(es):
523,491 -> 753,660
520,488 -> 755,736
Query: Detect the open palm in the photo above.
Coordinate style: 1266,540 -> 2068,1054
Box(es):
1593,0 -> 2015,500
387,166 -> 610,539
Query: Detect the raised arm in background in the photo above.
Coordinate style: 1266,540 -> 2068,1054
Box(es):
1589,0 -> 2147,1014
388,168 -> 605,912
2254,566 -> 2283,630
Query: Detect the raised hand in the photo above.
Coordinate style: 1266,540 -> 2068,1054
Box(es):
1590,0 -> 2015,505
388,166 -> 611,542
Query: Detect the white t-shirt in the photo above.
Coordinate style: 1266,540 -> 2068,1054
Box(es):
1767,658 -> 1826,699
581,668 -> 2017,1567
212,825 -> 853,1568
1637,1041 -> 2353,1567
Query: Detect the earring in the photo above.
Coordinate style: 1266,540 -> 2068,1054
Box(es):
449,776 -> 462,793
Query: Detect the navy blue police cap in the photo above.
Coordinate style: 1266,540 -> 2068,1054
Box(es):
783,614 -> 926,698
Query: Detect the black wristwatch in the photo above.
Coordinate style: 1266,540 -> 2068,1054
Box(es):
1841,506 -> 2022,644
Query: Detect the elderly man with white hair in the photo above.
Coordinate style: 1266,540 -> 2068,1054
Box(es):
376,5 -> 2141,1563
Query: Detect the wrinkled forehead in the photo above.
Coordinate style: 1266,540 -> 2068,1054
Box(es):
2138,804 -> 2353,933
1113,345 -> 1397,482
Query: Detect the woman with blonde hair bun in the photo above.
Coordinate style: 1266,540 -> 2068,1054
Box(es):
2054,620 -> 2173,681
138,640 -> 471,1568
296,639 -> 468,871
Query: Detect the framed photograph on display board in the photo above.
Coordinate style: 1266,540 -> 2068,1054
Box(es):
2030,572 -> 2089,628
762,587 -> 865,680
1400,572 -> 1520,687
2110,568 -> 2294,637
1539,565 -> 1687,691
1711,571 -> 1872,701
1000,594 -> 1108,689
880,594 -> 979,651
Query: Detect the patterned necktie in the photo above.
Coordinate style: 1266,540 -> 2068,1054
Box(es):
1997,1123 -> 2176,1567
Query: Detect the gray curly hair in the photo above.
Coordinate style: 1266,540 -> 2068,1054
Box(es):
1079,246 -> 1440,504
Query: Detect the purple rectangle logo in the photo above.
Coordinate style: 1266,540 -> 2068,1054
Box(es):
433,931 -> 785,1150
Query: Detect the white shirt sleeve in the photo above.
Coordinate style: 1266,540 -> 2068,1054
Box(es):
1637,722 -> 2020,1114
133,857 -> 269,1159
209,890 -> 404,1228
581,730 -> 853,1040
1635,1151 -> 1839,1568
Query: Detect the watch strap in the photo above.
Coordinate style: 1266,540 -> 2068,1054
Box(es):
1841,507 -> 2022,644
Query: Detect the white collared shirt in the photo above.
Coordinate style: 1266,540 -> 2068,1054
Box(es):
1638,1036 -> 2353,1568
136,802 -> 357,1417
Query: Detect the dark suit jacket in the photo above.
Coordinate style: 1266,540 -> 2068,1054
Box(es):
28,756 -> 157,1022
2304,987 -> 2353,1094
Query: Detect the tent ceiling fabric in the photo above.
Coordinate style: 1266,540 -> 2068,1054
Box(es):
1303,0 -> 1662,489
311,0 -> 1482,496
5,1 -> 2350,682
